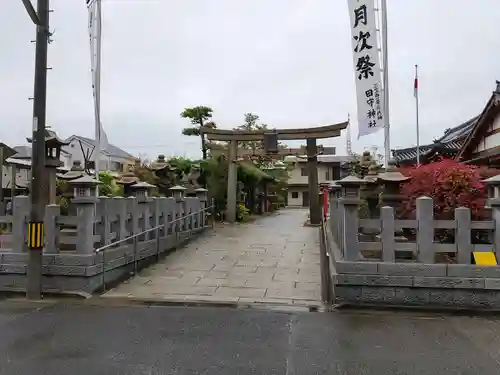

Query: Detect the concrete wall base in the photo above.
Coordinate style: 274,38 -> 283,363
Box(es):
0,227 -> 210,295
335,285 -> 500,309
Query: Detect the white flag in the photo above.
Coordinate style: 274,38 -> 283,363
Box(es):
87,0 -> 108,154
347,0 -> 384,138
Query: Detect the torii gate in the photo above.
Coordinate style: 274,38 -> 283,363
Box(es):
201,121 -> 348,224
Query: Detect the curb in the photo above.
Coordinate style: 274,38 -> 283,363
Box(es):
85,295 -> 323,312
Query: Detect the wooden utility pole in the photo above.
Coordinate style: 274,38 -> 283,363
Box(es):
26,0 -> 50,299
307,138 -> 321,226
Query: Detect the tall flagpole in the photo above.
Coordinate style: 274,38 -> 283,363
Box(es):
415,64 -> 420,165
94,0 -> 102,180
381,0 -> 390,167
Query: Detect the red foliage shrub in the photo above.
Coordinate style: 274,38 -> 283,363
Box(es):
399,159 -> 488,220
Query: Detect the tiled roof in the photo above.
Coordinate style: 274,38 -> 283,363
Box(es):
392,116 -> 478,162
436,116 -> 478,143
68,135 -> 135,159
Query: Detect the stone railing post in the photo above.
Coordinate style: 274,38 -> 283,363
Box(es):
416,196 -> 434,263
12,196 -> 30,253
138,198 -> 151,241
195,188 -> 208,230
43,204 -> 60,254
156,197 -> 167,237
488,198 -> 500,262
163,198 -> 175,235
74,201 -> 96,255
455,206 -> 472,264
328,183 -> 341,242
127,197 -> 139,242
113,197 -> 127,242
337,176 -> 364,261
169,186 -> 187,233
98,197 -> 112,247
380,206 -> 395,262
152,197 -> 161,239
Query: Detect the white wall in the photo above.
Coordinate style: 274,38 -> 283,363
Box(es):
474,112 -> 500,153
1,166 -> 29,189
287,163 -> 335,184
287,187 -> 308,207
62,138 -> 121,172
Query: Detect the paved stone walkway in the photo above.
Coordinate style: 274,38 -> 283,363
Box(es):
103,208 -> 321,306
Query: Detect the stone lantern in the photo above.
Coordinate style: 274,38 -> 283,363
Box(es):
195,187 -> 209,228
328,182 -> 342,199
377,158 -> 411,210
116,168 -> 140,197
130,181 -> 156,202
169,185 -> 187,201
69,175 -> 101,203
195,187 -> 208,201
358,150 -> 372,179
363,163 -> 380,218
27,129 -> 69,204
484,174 -> 500,199
377,158 -> 411,247
57,160 -> 87,181
337,175 -> 365,199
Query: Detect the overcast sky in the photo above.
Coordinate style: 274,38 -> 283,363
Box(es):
1,0 -> 499,160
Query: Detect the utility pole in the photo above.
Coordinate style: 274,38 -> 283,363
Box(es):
26,0 -> 50,300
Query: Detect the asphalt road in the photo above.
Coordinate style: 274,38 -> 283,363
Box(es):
1,300 -> 500,374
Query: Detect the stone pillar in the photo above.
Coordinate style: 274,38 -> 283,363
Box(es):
164,198 -> 175,235
139,198 -> 152,241
127,197 -> 140,242
488,197 -> 500,262
328,183 -> 341,242
337,176 -> 364,261
98,197 -> 112,246
43,204 -> 60,254
226,139 -> 238,223
306,138 -> 321,226
113,196 -> 128,241
12,196 -> 30,253
416,196 -> 434,263
195,188 -> 208,230
47,168 -> 57,205
74,201 -> 96,254
10,164 -> 16,204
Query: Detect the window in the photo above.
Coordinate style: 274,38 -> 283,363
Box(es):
332,167 -> 341,181
291,191 -> 299,199
325,170 -> 330,180
77,188 -> 87,197
85,161 -> 95,169
301,168 -> 307,176
111,161 -> 124,172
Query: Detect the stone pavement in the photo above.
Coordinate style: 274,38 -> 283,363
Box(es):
103,208 -> 322,306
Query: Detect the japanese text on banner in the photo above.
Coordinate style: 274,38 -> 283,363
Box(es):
347,0 -> 384,138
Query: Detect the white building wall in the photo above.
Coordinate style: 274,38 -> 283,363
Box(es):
474,113 -> 500,153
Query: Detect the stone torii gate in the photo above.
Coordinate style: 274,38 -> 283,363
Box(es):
201,121 -> 348,224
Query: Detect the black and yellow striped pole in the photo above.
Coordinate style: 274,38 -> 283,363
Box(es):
27,222 -> 44,250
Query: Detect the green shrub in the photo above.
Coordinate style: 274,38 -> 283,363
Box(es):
236,203 -> 250,222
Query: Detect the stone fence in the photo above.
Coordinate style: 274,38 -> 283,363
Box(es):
0,195 -> 210,294
323,176 -> 500,310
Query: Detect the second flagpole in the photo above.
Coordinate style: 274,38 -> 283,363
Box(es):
415,64 -> 420,165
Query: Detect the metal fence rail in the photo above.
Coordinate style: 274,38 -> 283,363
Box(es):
97,205 -> 214,291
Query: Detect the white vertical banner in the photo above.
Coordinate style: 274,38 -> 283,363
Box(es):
347,0 -> 384,138
87,0 -> 108,176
